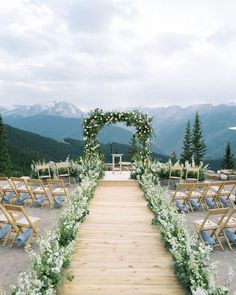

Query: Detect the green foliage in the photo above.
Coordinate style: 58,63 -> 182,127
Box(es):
170,151 -> 178,164
138,165 -> 229,294
83,109 -> 153,161
180,120 -> 192,164
221,141 -> 234,169
191,112 -> 206,166
128,134 -> 139,162
0,114 -> 12,176
12,156 -> 104,294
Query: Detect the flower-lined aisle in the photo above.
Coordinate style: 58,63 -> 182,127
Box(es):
11,155 -> 104,295
135,160 -> 229,295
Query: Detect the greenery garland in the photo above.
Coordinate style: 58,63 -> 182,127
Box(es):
11,155 -> 104,295
83,108 -> 153,161
134,161 -> 229,295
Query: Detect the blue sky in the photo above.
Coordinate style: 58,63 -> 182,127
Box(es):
1,0 -> 236,110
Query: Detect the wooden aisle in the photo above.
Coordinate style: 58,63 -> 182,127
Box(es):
58,180 -> 185,295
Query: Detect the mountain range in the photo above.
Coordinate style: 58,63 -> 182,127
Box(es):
1,101 -> 236,159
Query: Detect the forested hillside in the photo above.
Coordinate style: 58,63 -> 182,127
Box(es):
5,125 -> 167,176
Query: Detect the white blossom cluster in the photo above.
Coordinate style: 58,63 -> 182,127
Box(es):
131,159 -> 208,181
83,109 -> 153,160
139,167 -> 229,295
11,157 -> 103,295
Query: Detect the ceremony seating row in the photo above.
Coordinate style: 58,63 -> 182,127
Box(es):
193,207 -> 236,251
0,204 -> 40,247
168,164 -> 200,186
171,180 -> 236,212
35,162 -> 71,183
0,177 -> 68,208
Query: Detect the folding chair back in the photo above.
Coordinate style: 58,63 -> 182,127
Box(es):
186,167 -> 200,182
198,208 -> 228,229
11,177 -> 35,205
204,182 -> 224,209
193,208 -> 229,250
56,162 -> 71,184
35,163 -> 51,180
168,164 -> 183,186
5,204 -> 40,237
217,181 -> 236,207
48,179 -> 68,199
0,177 -> 19,204
216,207 -> 236,250
27,179 -> 52,207
171,183 -> 194,212
171,183 -> 194,201
0,204 -> 20,246
192,182 -> 210,211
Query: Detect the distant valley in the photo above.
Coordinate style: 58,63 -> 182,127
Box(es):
1,101 -> 236,162
5,124 -> 166,176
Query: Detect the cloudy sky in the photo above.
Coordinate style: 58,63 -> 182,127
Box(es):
1,0 -> 236,110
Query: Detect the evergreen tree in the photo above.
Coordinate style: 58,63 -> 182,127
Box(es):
221,141 -> 234,169
180,120 -> 192,164
0,114 -> 12,176
191,112 -> 206,166
128,134 -> 138,162
170,151 -> 178,164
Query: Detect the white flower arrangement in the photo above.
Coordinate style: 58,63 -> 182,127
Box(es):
83,109 -> 153,161
11,156 -> 103,295
136,162 -> 229,295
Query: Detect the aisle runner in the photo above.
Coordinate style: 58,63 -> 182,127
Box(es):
58,180 -> 184,295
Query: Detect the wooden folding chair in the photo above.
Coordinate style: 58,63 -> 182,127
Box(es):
190,182 -> 210,211
47,179 -> 68,204
216,208 -> 236,250
0,177 -> 19,204
56,162 -> 71,184
0,204 -> 21,247
27,179 -> 52,208
35,163 -> 51,180
171,183 -> 194,212
185,167 -> 200,183
11,177 -> 35,206
216,181 -> 236,208
168,164 -> 183,186
203,182 -> 224,210
4,204 -> 40,246
0,188 -> 2,203
193,208 -> 229,251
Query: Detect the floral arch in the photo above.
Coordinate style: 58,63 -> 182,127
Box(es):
83,109 -> 153,161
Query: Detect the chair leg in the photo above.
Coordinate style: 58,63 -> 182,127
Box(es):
3,231 -> 11,247
10,233 -> 18,248
214,233 -> 224,251
223,232 -> 233,251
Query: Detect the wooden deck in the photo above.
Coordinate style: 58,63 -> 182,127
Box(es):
58,180 -> 185,295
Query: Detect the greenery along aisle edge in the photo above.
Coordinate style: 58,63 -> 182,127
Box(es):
136,163 -> 229,295
11,155 -> 104,295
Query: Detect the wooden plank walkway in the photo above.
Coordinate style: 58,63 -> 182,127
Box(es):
58,180 -> 185,295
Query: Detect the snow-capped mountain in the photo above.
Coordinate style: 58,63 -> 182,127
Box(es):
1,101 -> 83,118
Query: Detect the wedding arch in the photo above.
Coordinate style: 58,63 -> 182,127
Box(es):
83,109 -> 153,161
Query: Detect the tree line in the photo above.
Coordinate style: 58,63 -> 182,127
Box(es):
0,112 -> 235,177
179,112 -> 234,169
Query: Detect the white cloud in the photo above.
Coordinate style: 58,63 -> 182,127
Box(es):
0,0 -> 236,108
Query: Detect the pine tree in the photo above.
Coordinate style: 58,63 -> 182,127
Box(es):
180,120 -> 192,164
191,112 -> 206,166
221,141 -> 234,169
128,134 -> 138,162
170,151 -> 178,164
0,114 -> 12,176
